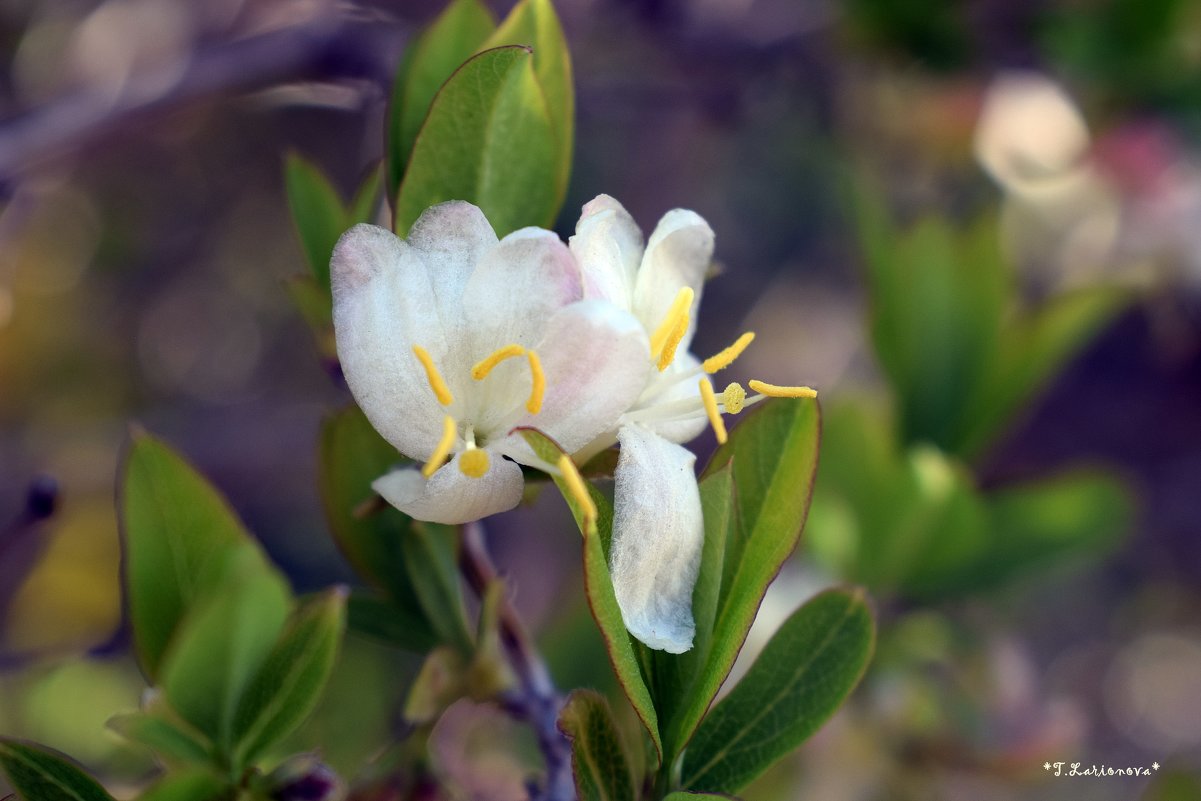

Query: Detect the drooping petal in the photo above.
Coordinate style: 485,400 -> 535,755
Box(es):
494,300 -> 650,454
371,452 -> 523,525
638,352 -> 709,444
609,423 -> 702,653
633,209 -> 715,351
331,223 -> 450,459
570,195 -> 644,308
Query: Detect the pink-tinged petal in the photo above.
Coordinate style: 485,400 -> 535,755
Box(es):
331,223 -> 450,460
570,194 -> 644,308
610,423 -> 701,653
496,300 -> 650,454
633,209 -> 715,351
371,453 -> 523,525
406,200 -> 499,312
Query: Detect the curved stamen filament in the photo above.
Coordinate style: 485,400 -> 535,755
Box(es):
413,345 -> 455,406
699,378 -> 728,444
526,350 -> 546,414
703,331 -> 756,373
649,287 -> 695,363
748,379 -> 818,399
422,415 -> 458,478
557,454 -> 597,527
472,344 -> 526,380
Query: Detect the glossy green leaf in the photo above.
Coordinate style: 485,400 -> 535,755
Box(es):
519,429 -> 662,762
673,399 -> 820,750
402,522 -> 474,653
388,0 -> 496,198
285,154 -> 349,287
394,46 -> 558,237
681,589 -> 875,793
0,739 -> 115,801
160,559 -> 291,750
107,711 -> 212,766
482,0 -> 574,204
346,590 -> 438,652
120,430 -> 277,680
231,588 -> 347,766
136,770 -> 231,801
558,690 -> 637,801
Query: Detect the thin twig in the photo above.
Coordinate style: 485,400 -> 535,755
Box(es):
460,520 -> 576,801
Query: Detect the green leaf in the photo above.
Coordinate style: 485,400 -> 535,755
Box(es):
159,558 -> 291,751
662,794 -> 739,801
107,712 -> 212,766
482,0 -> 574,205
285,154 -> 349,287
231,588 -> 348,766
394,45 -> 558,237
402,522 -> 474,653
0,739 -> 115,801
672,399 -> 820,752
136,770 -> 232,801
519,429 -> 662,763
680,588 -> 875,794
120,430 -> 278,680
387,0 -> 497,198
346,591 -> 438,652
558,690 -> 637,801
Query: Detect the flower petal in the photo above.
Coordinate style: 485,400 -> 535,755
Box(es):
331,223 -> 450,459
495,300 -> 650,453
371,452 -> 523,525
639,352 -> 708,443
570,194 -> 644,308
609,423 -> 702,653
633,209 -> 714,349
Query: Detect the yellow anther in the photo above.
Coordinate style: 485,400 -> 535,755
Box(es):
722,382 -> 747,414
413,345 -> 455,406
557,454 -> 597,526
649,287 -> 695,361
459,447 -> 490,478
748,379 -> 818,399
657,315 -> 690,371
703,331 -> 756,373
471,344 -> 526,380
422,416 -> 458,478
699,379 -> 728,444
526,350 -> 546,414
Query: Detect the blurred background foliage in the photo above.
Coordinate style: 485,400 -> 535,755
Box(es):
2,0 -> 1200,799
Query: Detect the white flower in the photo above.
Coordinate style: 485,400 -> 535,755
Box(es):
331,201 -> 651,525
568,195 -> 817,653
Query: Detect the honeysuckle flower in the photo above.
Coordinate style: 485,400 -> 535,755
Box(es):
568,195 -> 818,653
331,201 -> 651,525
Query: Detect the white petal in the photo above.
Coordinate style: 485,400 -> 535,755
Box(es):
570,195 -> 644,308
609,423 -> 702,653
497,300 -> 650,454
407,201 -> 499,312
331,223 -> 449,459
372,453 -> 523,525
639,352 -> 708,443
633,209 -> 714,351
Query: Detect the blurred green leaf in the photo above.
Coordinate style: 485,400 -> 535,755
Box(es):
136,770 -> 231,801
403,645 -> 469,724
107,711 -> 212,766
559,690 -> 638,801
482,0 -> 574,205
120,430 -> 276,680
388,0 -> 497,198
285,154 -> 350,288
402,522 -> 474,653
159,559 -> 291,751
346,590 -> 438,652
0,739 -> 115,801
231,588 -> 347,766
661,794 -> 736,801
394,46 -> 558,237
519,429 -> 662,763
680,588 -> 875,794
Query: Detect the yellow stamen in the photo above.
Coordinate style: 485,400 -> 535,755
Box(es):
699,379 -> 728,444
526,350 -> 546,414
657,314 -> 690,372
471,344 -> 526,380
413,345 -> 455,406
703,331 -> 756,373
722,382 -> 747,414
459,447 -> 490,478
749,379 -> 818,399
422,416 -> 458,478
557,454 -> 597,526
649,287 -> 695,361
